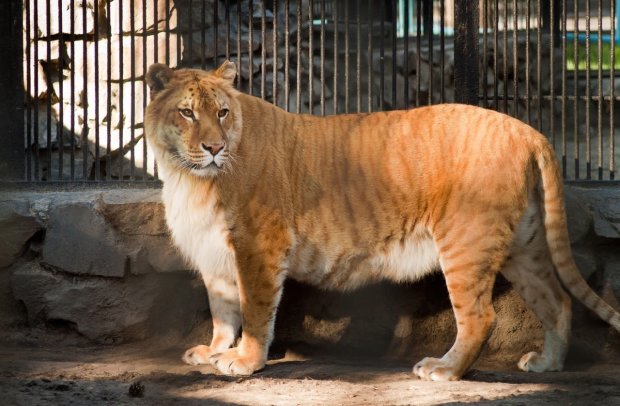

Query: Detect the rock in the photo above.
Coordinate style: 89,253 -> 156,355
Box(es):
11,261 -> 205,342
564,187 -> 593,244
0,202 -> 42,268
41,203 -> 127,277
573,247 -> 598,281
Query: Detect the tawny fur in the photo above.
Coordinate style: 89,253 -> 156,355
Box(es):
144,61 -> 620,381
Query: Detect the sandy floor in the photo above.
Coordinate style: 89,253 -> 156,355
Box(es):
2,341 -> 620,406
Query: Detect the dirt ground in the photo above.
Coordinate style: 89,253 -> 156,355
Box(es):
1,339 -> 620,406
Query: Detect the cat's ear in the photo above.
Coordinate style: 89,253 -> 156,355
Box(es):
146,64 -> 174,98
214,60 -> 237,84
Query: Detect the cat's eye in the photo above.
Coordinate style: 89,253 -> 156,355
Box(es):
218,108 -> 229,119
179,108 -> 194,119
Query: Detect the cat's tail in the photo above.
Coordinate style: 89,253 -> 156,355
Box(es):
534,137 -> 620,332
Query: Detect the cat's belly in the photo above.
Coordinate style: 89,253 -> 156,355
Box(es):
287,227 -> 441,290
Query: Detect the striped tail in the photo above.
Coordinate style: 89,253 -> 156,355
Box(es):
534,139 -> 620,332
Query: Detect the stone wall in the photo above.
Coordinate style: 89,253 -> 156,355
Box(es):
1,186 -> 619,361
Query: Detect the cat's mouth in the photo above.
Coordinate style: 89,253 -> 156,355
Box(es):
174,153 -> 228,177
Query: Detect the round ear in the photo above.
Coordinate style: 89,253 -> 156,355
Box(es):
214,60 -> 237,84
146,64 -> 174,98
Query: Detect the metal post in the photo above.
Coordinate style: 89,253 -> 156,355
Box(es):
454,0 -> 479,105
0,0 -> 24,180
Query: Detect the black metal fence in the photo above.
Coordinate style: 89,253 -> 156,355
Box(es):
2,0 -> 618,182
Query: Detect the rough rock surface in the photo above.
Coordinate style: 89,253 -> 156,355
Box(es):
0,201 -> 41,269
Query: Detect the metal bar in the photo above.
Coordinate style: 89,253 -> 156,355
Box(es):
308,0 -> 313,112
83,0 -> 88,179
526,0 -> 531,123
189,0 -> 195,65
226,0 -> 231,60
503,0 -> 508,111
273,0 -> 278,105
391,0 -> 396,108
0,0 -> 24,180
94,0 -> 100,181
597,0 -> 603,179
215,0 -> 219,66
549,0 -> 555,147
611,0 -> 616,179
249,0 -> 254,95
284,0 -> 289,109
482,0 -> 487,106
427,0 -> 433,104
34,0 -> 40,180
536,0 -> 542,132
404,0 -> 409,108
585,0 -> 591,179
367,0 -> 372,112
454,0 -> 479,105
416,0 -> 421,107
379,1 -> 384,111
512,0 -> 518,117
345,1 -> 349,112
320,0 -> 325,114
106,0 -> 112,180
58,0 -> 64,180
237,0 -> 241,88
261,0 -> 266,99
334,1 -> 339,113
46,0 -> 52,179
295,0 -> 301,112
356,0 -> 361,112
561,0 -> 566,178
130,0 -> 135,180
440,0 -> 445,103
142,0 -> 148,180
493,0 -> 498,110
154,0 -> 159,64
201,0 -> 206,68
166,0 -> 170,65
573,0 -> 579,179
118,0 -> 124,180
26,0 -> 32,180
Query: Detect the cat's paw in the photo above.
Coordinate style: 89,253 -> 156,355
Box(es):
413,357 -> 462,381
209,348 -> 264,376
182,345 -> 215,366
518,351 -> 562,372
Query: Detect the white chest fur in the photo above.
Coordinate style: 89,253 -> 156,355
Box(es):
161,174 -> 236,282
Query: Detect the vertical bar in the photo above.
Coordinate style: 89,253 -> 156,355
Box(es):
226,0 -> 230,60
561,0 -> 567,178
308,0 -> 313,112
57,0 -> 64,180
502,0 -> 508,112
237,0 -> 241,88
454,0 -> 479,105
82,0 -> 88,179
165,0 -> 170,66
261,0 -> 266,100
202,0 -> 207,69
525,0 -> 531,123
610,0 -> 616,179
106,0 -> 112,180
94,0 -> 100,180
439,0 -> 445,103
189,0 -> 195,65
320,0 -> 325,115
130,0 -> 135,180
153,0 -> 159,63
214,0 -> 219,66
367,0 -> 373,112
585,0 -> 591,179
273,0 -> 278,105
482,0 -> 487,107
549,0 -> 555,147
284,0 -> 289,109
536,0 -> 542,131
356,0 -> 361,112
118,0 -> 124,180
391,0 -> 397,108
345,1 -> 350,112
427,0 -> 433,105
573,0 -> 579,179
0,0 -> 24,180
493,0 -> 498,110
512,0 -> 518,117
334,1 -> 339,113
597,0 -> 602,179
142,0 -> 148,180
26,0 -> 32,180
249,0 -> 254,95
379,1 -> 384,111
35,0 -> 41,180
416,0 -> 421,107
46,0 -> 52,179
404,0 -> 409,108
296,0 -> 301,112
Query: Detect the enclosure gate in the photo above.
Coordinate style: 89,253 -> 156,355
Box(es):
1,0 -> 618,182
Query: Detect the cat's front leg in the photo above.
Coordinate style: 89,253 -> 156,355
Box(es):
183,276 -> 241,365
208,226 -> 289,376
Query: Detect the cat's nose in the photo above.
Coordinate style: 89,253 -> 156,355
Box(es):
200,142 -> 225,156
